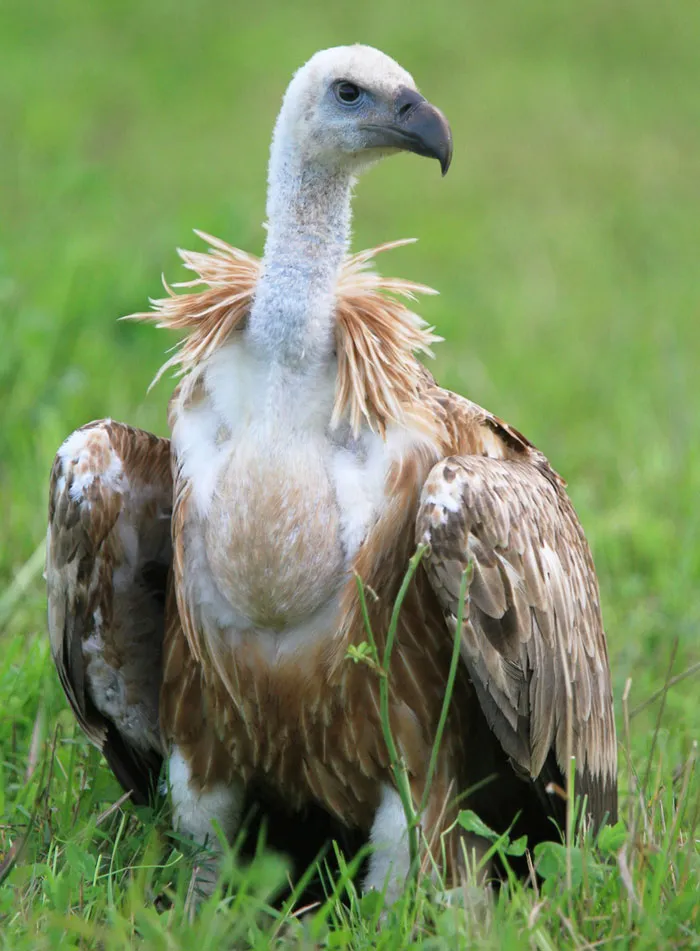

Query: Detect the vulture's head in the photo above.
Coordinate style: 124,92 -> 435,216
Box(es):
271,45 -> 452,178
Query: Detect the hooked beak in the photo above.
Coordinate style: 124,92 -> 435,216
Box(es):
361,86 -> 453,175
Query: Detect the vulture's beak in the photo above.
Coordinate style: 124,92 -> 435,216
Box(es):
361,87 -> 453,175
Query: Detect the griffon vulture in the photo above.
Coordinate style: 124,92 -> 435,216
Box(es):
46,45 -> 617,902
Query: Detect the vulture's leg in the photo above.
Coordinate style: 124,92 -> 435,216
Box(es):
363,784 -> 411,903
362,784 -> 490,908
168,747 -> 246,900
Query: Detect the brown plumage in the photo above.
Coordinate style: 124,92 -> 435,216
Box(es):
46,45 -> 617,903
160,236 -> 615,855
47,233 -> 617,888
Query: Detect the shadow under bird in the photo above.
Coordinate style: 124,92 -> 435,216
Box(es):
46,45 -> 617,904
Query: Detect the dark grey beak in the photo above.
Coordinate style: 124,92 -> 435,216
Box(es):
361,87 -> 453,175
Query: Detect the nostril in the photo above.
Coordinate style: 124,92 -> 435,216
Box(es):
394,87 -> 426,121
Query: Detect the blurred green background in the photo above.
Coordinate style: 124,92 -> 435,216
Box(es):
1,0 -> 699,754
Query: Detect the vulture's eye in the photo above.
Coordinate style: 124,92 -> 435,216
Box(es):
334,81 -> 362,105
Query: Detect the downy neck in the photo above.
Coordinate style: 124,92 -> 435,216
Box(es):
247,138 -> 353,368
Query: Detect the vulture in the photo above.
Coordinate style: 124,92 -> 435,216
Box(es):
46,45 -> 617,903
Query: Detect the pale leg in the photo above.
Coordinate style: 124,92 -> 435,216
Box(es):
168,746 -> 246,905
363,783 -> 411,904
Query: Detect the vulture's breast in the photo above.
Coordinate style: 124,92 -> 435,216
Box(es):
172,343 -> 397,637
205,434 -> 346,629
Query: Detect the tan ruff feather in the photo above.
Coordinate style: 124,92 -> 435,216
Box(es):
125,231 -> 442,437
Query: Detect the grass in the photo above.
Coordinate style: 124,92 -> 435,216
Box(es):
1,0 -> 699,945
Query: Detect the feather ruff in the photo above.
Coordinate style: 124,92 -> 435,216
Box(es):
125,231 -> 442,437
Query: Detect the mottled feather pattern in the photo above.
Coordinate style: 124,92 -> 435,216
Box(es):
48,254 -> 618,888
416,449 -> 618,822
46,421 -> 172,803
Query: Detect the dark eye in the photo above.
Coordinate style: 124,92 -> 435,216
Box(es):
334,81 -> 362,105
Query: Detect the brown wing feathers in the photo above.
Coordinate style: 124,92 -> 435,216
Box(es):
417,444 -> 618,826
46,420 -> 172,805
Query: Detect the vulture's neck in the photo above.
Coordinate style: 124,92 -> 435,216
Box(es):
247,138 -> 352,367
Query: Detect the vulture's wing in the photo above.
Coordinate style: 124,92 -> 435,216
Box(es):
46,420 -> 172,804
417,452 -> 617,826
